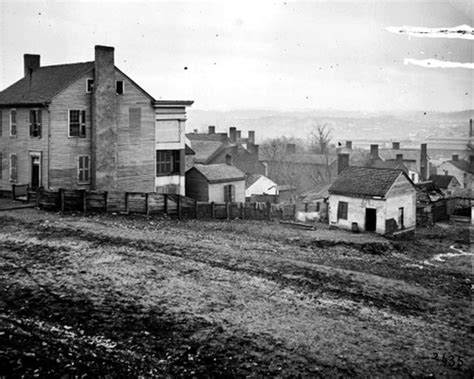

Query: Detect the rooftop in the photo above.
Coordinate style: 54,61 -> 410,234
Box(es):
191,164 -> 245,183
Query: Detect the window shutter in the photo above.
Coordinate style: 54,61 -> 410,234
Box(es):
29,110 -> 34,136
38,110 -> 42,137
230,185 -> 235,202
81,110 -> 86,137
224,185 -> 229,203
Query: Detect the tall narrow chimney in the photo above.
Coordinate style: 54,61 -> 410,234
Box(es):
345,141 -> 352,150
229,127 -> 237,143
24,54 -> 40,77
92,45 -> 117,190
338,153 -> 350,175
392,142 -> 400,150
236,130 -> 242,140
225,154 -> 232,165
248,131 -> 255,144
420,143 -> 428,181
208,125 -> 215,134
370,144 -> 379,161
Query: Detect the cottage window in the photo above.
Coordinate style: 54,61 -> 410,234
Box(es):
224,184 -> 235,203
86,79 -> 94,93
156,150 -> 180,176
337,201 -> 348,220
10,154 -> 18,182
29,110 -> 42,138
69,110 -> 86,137
10,110 -> 17,136
116,80 -> 124,95
78,156 -> 90,183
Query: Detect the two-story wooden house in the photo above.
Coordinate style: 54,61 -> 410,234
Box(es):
0,45 -> 193,194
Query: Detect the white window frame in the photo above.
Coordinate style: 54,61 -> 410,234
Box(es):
116,80 -> 124,95
77,155 -> 91,184
68,109 -> 86,138
9,153 -> 18,182
86,78 -> 94,93
10,109 -> 17,137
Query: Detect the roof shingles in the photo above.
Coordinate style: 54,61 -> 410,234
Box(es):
193,164 -> 245,183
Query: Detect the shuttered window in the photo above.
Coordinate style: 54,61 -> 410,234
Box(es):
156,150 -> 180,176
10,154 -> 18,182
69,110 -> 86,137
29,110 -> 42,137
223,184 -> 235,203
78,156 -> 90,183
337,201 -> 348,220
129,108 -> 141,129
10,110 -> 17,136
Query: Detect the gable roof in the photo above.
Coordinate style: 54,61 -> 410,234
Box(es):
370,160 -> 408,173
190,140 -> 226,163
446,159 -> 474,174
0,62 -> 94,106
259,152 -> 337,165
379,148 -> 420,162
245,174 -> 263,188
191,164 -> 245,183
429,174 -> 459,189
329,166 -> 412,198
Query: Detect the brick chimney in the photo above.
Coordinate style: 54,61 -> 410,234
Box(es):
337,153 -> 350,175
396,153 -> 403,162
208,125 -> 215,134
286,143 -> 296,154
92,45 -> 118,190
248,131 -> 255,145
420,143 -> 428,181
370,144 -> 379,161
392,142 -> 400,150
345,141 -> 352,150
225,154 -> 232,165
229,127 -> 237,143
452,154 -> 459,162
24,54 -> 40,77
236,130 -> 241,140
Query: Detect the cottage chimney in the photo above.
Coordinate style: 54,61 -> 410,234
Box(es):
225,154 -> 232,165
24,54 -> 40,77
345,141 -> 352,150
92,45 -> 118,190
248,131 -> 255,145
469,155 -> 474,167
392,142 -> 400,150
370,144 -> 379,161
452,154 -> 459,162
396,153 -> 403,162
208,125 -> 215,134
286,143 -> 296,154
470,119 -> 473,138
420,143 -> 428,181
229,127 -> 237,143
236,130 -> 242,140
337,153 -> 350,175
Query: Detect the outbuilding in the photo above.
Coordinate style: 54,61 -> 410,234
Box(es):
328,166 -> 416,236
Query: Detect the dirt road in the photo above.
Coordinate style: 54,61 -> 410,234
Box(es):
0,209 -> 472,377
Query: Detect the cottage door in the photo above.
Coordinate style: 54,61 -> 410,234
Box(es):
31,155 -> 41,188
398,207 -> 404,229
365,208 -> 376,232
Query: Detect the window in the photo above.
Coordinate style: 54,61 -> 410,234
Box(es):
10,154 -> 18,182
69,110 -> 86,137
129,108 -> 141,129
78,156 -> 90,183
10,110 -> 17,136
29,110 -> 42,137
116,80 -> 124,95
337,201 -> 348,220
223,184 -> 235,203
86,79 -> 94,93
156,150 -> 180,176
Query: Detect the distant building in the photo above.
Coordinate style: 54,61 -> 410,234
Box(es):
427,119 -> 473,160
328,166 -> 416,235
245,174 -> 278,198
429,174 -> 461,196
437,155 -> 474,190
185,163 -> 245,203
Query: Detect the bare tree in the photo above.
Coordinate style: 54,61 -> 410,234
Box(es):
309,124 -> 332,154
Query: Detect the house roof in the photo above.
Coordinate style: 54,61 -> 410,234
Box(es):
370,160 -> 408,173
191,164 -> 245,183
190,140 -> 225,163
245,174 -> 263,188
429,174 -> 458,189
446,159 -> 474,174
379,148 -> 420,162
0,62 -> 94,106
259,152 -> 337,165
329,166 -> 412,197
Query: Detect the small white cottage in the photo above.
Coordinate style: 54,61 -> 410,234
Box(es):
328,167 -> 416,236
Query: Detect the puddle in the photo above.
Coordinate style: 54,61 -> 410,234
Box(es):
431,245 -> 473,262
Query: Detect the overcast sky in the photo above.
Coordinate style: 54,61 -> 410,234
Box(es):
0,0 -> 472,112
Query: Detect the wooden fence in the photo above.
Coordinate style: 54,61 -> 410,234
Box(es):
33,188 -> 298,221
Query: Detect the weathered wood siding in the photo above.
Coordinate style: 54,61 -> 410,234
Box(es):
185,169 -> 209,201
0,107 -> 50,190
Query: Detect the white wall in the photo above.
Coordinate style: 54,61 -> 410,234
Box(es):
155,175 -> 185,195
245,176 -> 278,197
437,161 -> 472,189
385,193 -> 416,230
209,180 -> 246,203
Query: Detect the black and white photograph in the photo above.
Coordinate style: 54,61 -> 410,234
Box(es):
0,0 -> 472,377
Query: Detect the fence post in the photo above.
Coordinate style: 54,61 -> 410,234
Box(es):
194,200 -> 198,219
240,202 -> 245,220
59,188 -> 65,212
125,192 -> 129,213
266,202 -> 271,221
226,202 -> 231,222
104,191 -> 108,213
35,187 -> 40,208
211,202 -> 215,219
145,193 -> 149,216
164,194 -> 168,215
82,189 -> 87,213
11,184 -> 16,200
177,195 -> 182,220
305,203 -> 308,212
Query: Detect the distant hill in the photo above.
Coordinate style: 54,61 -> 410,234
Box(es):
186,109 -> 473,144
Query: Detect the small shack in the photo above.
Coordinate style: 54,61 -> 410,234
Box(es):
328,167 -> 416,236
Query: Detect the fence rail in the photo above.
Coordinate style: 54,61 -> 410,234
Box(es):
33,188 -> 298,221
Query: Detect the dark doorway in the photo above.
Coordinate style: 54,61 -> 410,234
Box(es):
365,208 -> 377,232
31,155 -> 40,188
398,207 -> 404,229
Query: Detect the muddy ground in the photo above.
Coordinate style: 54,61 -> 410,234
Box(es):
0,209 -> 472,378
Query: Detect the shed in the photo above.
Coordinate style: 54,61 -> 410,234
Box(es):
328,167 -> 416,235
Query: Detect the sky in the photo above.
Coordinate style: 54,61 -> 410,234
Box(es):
0,0 -> 472,112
